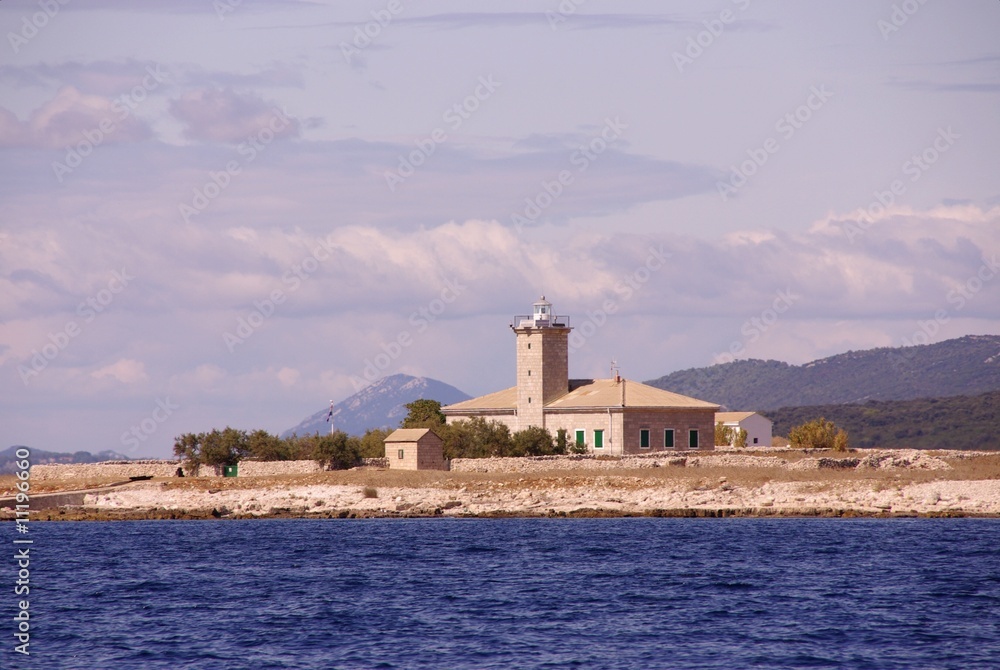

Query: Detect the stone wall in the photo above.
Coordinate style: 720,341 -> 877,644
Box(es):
28,457 -> 392,481
235,460 -> 322,477
29,461 -> 182,482
451,453 -> 688,473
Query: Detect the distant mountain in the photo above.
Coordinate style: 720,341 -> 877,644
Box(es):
646,335 -> 1000,410
764,390 -> 1000,451
282,374 -> 471,438
0,445 -> 131,474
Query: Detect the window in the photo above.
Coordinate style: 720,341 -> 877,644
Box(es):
527,343 -> 531,349
640,429 -> 650,449
753,437 -> 758,444
594,429 -> 604,449
689,429 -> 699,449
528,397 -> 531,403
664,429 -> 674,448
397,449 -> 404,459
575,429 -> 585,446
528,370 -> 531,376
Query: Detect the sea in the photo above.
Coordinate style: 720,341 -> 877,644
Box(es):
11,518 -> 1000,669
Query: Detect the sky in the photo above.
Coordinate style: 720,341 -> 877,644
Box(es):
0,0 -> 998,458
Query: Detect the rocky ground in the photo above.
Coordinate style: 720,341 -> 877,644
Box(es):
4,449 -> 1000,520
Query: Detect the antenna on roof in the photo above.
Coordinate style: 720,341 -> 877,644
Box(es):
611,358 -> 621,383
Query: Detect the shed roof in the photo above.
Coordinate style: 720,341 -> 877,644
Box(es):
384,428 -> 442,442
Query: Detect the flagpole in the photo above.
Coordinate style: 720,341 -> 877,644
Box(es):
326,399 -> 335,435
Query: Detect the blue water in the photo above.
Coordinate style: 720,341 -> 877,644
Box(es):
10,519 -> 1000,669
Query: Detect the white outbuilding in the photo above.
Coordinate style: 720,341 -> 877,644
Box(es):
715,412 -> 773,447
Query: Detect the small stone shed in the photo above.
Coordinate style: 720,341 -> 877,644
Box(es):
383,428 -> 448,471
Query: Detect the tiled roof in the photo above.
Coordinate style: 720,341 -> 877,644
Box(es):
547,379 -> 719,410
384,428 -> 441,442
442,378 -> 718,413
441,386 -> 517,412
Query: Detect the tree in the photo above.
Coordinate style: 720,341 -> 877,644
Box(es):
173,432 -> 202,472
555,428 -> 569,455
401,399 -> 445,428
311,430 -> 360,470
359,428 -> 392,459
200,427 -> 251,468
788,417 -> 849,452
441,418 -> 513,458
247,429 -> 290,461
511,426 -> 556,456
715,422 -> 735,447
733,428 -> 748,448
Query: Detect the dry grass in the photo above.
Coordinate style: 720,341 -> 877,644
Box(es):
6,450 -> 997,499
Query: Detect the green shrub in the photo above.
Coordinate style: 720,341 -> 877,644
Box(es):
788,417 -> 849,452
511,426 -> 556,456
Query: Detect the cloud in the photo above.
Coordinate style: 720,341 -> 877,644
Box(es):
169,88 -> 302,143
0,87 -> 152,149
91,358 -> 148,384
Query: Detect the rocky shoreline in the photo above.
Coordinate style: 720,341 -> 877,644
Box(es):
4,449 -> 999,521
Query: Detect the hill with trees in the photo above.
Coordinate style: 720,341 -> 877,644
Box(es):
764,390 -> 1000,450
646,335 -> 1000,410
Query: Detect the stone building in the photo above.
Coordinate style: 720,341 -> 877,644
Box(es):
383,428 -> 448,470
442,297 -> 719,455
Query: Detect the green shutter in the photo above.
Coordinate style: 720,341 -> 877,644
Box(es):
664,429 -> 674,448
575,430 -> 585,446
594,429 -> 604,448
640,429 -> 650,448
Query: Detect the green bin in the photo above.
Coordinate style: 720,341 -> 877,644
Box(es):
223,464 -> 238,478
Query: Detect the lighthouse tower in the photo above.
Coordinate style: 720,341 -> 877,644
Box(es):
511,296 -> 572,430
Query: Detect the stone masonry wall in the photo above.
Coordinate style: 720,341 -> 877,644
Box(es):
29,457 -> 389,481
29,461 -> 182,482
